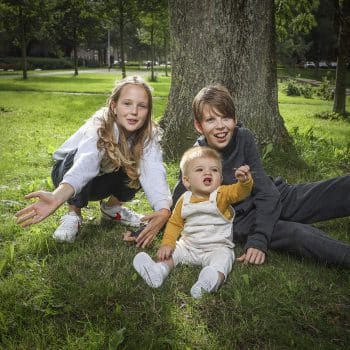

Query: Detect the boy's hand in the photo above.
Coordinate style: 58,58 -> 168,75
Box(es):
234,165 -> 251,183
157,245 -> 174,261
237,247 -> 266,265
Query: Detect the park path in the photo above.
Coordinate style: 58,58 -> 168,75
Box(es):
0,68 -> 149,79
2,69 -> 349,95
295,77 -> 350,95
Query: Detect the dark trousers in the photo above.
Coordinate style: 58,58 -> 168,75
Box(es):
51,150 -> 139,208
233,175 -> 350,267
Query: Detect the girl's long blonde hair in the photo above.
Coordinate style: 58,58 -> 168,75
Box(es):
97,76 -> 154,188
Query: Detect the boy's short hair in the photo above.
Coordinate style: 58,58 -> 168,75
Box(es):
180,146 -> 222,176
192,85 -> 236,122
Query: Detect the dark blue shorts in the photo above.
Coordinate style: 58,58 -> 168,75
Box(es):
51,150 -> 139,208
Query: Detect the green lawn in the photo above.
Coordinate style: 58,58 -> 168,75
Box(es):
0,71 -> 349,349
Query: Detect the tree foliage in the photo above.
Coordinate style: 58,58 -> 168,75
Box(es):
275,0 -> 319,64
54,0 -> 104,76
102,0 -> 140,78
138,0 -> 168,80
0,0 -> 56,78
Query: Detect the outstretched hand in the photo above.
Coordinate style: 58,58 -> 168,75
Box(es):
237,247 -> 266,265
15,191 -> 62,227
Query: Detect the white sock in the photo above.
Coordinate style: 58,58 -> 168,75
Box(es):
190,266 -> 220,298
133,252 -> 169,288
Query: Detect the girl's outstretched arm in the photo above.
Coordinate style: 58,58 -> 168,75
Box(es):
15,183 -> 74,227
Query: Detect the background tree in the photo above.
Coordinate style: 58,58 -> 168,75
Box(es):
333,0 -> 350,116
0,0 -> 55,79
275,0 -> 319,65
308,0 -> 337,62
160,0 -> 290,160
138,0 -> 169,81
55,0 -> 103,76
104,0 -> 139,78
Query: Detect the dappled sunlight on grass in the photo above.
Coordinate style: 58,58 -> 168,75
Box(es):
0,73 -> 349,349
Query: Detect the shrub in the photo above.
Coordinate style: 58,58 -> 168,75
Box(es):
300,85 -> 313,98
0,57 -> 74,70
284,79 -> 314,98
316,77 -> 334,100
313,111 -> 350,122
285,80 -> 301,96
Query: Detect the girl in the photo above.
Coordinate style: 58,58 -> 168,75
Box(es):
15,76 -> 172,248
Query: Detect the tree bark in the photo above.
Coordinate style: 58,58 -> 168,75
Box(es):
333,0 -> 350,115
19,7 -> 27,80
160,0 -> 290,160
118,1 -> 126,79
73,28 -> 78,76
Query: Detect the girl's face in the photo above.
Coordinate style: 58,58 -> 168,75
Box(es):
194,104 -> 236,150
182,156 -> 222,198
112,84 -> 150,136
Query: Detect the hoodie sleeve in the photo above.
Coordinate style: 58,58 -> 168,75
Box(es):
239,129 -> 281,253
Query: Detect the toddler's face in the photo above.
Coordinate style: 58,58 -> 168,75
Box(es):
182,157 -> 222,198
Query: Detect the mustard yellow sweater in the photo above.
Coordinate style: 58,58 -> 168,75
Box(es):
162,176 -> 253,248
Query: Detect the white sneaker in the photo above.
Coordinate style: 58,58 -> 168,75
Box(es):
133,252 -> 166,288
53,212 -> 82,243
100,201 -> 142,228
190,266 -> 219,299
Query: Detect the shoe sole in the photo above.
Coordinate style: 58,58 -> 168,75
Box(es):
52,231 -> 77,243
52,222 -> 80,243
100,211 -> 140,228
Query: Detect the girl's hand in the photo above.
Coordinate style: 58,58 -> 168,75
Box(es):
15,191 -> 61,227
15,183 -> 74,227
135,208 -> 171,248
157,245 -> 174,261
234,165 -> 251,183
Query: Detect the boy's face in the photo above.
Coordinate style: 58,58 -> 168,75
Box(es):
182,157 -> 222,198
194,104 -> 236,150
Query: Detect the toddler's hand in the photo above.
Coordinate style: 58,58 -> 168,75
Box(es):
235,165 -> 251,183
157,245 -> 174,261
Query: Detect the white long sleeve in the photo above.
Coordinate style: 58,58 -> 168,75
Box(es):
53,107 -> 172,210
53,108 -> 107,195
139,132 -> 172,211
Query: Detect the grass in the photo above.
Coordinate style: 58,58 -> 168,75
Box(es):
279,94 -> 350,147
0,70 -> 349,349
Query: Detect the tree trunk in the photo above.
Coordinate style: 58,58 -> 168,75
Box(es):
19,8 -> 27,80
73,45 -> 78,76
119,2 -> 126,79
333,0 -> 350,115
150,24 -> 156,81
164,34 -> 169,77
73,28 -> 78,76
160,0 -> 290,160
20,36 -> 27,80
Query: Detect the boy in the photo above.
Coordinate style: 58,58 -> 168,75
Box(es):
133,146 -> 253,298
173,84 -> 350,267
